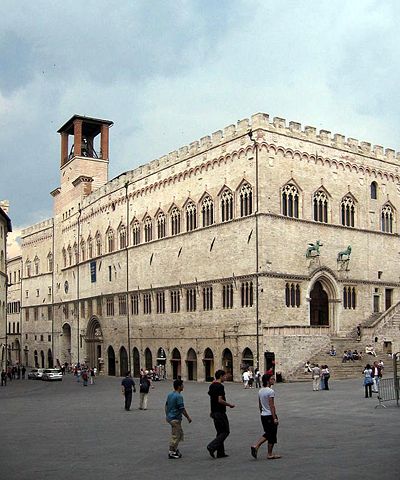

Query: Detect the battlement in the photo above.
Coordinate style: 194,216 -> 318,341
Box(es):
21,218 -> 53,238
81,112 -> 400,207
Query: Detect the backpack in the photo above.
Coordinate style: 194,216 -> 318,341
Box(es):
140,376 -> 150,393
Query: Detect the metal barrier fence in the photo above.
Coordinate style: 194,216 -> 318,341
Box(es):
375,354 -> 400,408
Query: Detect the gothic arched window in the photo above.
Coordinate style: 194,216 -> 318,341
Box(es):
186,202 -> 197,232
381,204 -> 394,233
157,212 -> 166,239
171,207 -> 181,236
202,195 -> 214,227
221,189 -> 233,222
341,196 -> 355,227
282,184 -> 299,218
240,183 -> 253,217
107,228 -> 115,253
313,190 -> 328,223
132,220 -> 140,245
95,232 -> 102,256
144,216 -> 153,242
119,224 -> 127,249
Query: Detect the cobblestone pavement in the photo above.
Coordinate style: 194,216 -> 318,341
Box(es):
1,374 -> 399,480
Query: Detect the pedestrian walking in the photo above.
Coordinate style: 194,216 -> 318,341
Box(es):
21,366 -> 26,379
82,369 -> 89,386
255,368 -> 261,388
121,371 -> 136,411
371,361 -> 382,393
1,370 -> 7,386
165,379 -> 192,459
251,373 -> 281,460
139,372 -> 151,410
90,367 -> 95,384
311,364 -> 321,391
363,364 -> 373,398
206,369 -> 235,459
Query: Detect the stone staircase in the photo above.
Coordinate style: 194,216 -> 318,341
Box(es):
291,337 -> 393,382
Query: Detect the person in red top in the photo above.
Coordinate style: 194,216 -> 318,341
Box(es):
206,369 -> 235,459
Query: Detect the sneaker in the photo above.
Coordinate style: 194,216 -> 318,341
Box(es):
251,446 -> 258,459
168,451 -> 181,459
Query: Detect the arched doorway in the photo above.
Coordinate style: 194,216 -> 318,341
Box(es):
242,347 -> 254,370
222,348 -> 233,380
47,349 -> 53,368
34,350 -> 39,368
157,347 -> 167,379
15,339 -> 21,364
310,281 -> 329,326
203,348 -> 214,381
120,346 -> 128,376
144,348 -> 153,370
186,348 -> 197,381
61,323 -> 72,367
40,350 -> 45,368
107,346 -> 116,376
85,317 -> 103,372
132,347 -> 140,377
171,348 -> 181,379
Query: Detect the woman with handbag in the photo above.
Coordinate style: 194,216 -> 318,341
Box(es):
363,364 -> 373,398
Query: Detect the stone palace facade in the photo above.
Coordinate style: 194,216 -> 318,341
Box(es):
7,113 -> 400,380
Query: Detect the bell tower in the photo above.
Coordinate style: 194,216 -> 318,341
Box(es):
51,115 -> 113,215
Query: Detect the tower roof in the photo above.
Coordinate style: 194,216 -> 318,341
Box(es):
57,115 -> 113,136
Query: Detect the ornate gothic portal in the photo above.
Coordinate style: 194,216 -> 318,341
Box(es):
310,281 -> 329,326
85,317 -> 104,372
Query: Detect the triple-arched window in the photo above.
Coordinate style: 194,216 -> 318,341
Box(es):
221,189 -> 233,222
381,204 -> 394,233
132,220 -> 141,245
144,216 -> 152,242
240,183 -> 253,217
202,195 -> 214,227
157,212 -> 166,239
341,196 -> 355,227
313,190 -> 328,223
186,202 -> 197,232
107,228 -> 115,253
282,184 -> 299,218
171,207 -> 181,236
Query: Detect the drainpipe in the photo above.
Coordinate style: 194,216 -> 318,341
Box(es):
248,130 -> 260,371
125,181 -> 132,373
77,204 -> 81,364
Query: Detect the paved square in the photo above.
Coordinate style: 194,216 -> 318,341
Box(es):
1,375 -> 399,479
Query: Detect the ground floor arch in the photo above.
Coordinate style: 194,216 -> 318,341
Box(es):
61,323 -> 72,367
203,348 -> 214,381
308,271 -> 340,331
186,348 -> 197,381
107,346 -> 116,376
47,349 -> 53,368
34,350 -> 39,368
40,350 -> 45,368
120,346 -> 128,376
132,347 -> 140,377
241,347 -> 254,370
144,348 -> 153,370
171,348 -> 181,379
222,348 -> 233,380
85,317 -> 103,372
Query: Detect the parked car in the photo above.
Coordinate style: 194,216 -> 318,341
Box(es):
41,369 -> 63,381
28,368 -> 45,380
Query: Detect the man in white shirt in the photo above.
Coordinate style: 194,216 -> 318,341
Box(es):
250,374 -> 281,460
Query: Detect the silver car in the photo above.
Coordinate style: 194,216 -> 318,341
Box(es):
41,369 -> 63,381
28,368 -> 45,380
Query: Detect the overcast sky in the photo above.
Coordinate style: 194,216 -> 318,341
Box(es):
1,0 -> 400,255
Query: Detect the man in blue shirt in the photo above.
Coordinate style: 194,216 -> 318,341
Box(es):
165,379 -> 192,459
121,371 -> 136,411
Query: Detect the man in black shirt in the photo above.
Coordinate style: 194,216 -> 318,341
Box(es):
121,371 -> 136,411
206,369 -> 235,458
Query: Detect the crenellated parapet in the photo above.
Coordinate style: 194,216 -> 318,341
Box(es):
80,112 -> 400,209
21,218 -> 53,238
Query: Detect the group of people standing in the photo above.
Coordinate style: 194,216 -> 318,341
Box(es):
363,361 -> 383,397
309,364 -> 330,391
164,369 -> 281,461
1,365 -> 26,385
